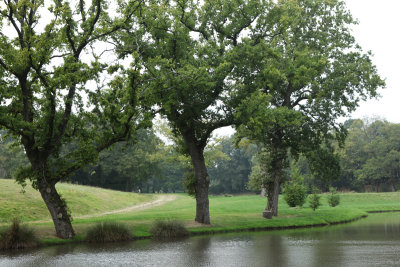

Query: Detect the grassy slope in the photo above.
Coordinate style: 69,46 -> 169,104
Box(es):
0,179 -> 155,223
2,178 -> 400,244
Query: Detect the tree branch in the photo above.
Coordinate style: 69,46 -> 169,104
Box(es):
178,1 -> 209,40
5,0 -> 25,48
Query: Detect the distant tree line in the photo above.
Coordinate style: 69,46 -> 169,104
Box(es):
69,130 -> 256,194
2,118 -> 399,195
336,119 -> 400,192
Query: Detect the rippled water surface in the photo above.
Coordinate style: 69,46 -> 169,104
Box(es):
1,213 -> 400,267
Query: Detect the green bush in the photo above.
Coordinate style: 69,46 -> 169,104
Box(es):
85,222 -> 133,243
309,187 -> 321,211
150,220 -> 189,239
0,218 -> 39,250
283,167 -> 307,207
327,187 -> 340,207
283,181 -> 307,207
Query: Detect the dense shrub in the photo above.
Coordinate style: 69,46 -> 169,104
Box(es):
0,218 -> 38,250
327,187 -> 340,207
283,167 -> 308,207
283,180 -> 308,207
150,220 -> 189,239
85,222 -> 133,243
309,187 -> 321,211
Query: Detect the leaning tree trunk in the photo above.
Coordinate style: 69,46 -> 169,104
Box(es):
185,139 -> 210,224
37,179 -> 75,239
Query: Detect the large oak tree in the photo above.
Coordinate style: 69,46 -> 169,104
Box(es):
0,0 -> 148,238
117,0 -> 266,224
234,0 -> 385,216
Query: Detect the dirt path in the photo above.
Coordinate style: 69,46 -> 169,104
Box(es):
76,194 -> 177,219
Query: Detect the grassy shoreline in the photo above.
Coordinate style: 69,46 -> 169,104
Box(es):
36,207 -> 370,246
1,179 -> 400,247
28,192 -> 396,246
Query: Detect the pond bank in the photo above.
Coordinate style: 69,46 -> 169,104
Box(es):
3,213 -> 400,266
2,192 -> 400,248
42,207 -> 370,246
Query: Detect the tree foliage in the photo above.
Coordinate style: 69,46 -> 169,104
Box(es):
69,129 -> 166,192
283,166 -> 307,207
0,0 -> 149,238
0,131 -> 28,178
341,119 -> 400,191
234,0 -> 384,216
327,187 -> 340,207
308,187 -> 321,211
207,135 -> 255,194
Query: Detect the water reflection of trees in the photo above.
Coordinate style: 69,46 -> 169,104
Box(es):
253,234 -> 287,266
184,237 -> 212,266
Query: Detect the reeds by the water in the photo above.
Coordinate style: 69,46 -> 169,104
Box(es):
85,222 -> 133,243
150,220 -> 189,239
0,218 -> 38,250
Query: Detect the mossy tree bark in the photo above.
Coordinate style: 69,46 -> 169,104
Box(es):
37,178 -> 75,239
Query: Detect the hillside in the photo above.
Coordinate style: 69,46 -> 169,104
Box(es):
0,179 -> 156,223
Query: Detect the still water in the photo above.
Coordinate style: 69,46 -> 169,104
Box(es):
1,213 -> 400,267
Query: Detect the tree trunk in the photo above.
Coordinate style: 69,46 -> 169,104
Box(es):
193,154 -> 210,224
271,178 -> 281,216
194,169 -> 210,224
260,186 -> 266,197
37,180 -> 75,239
264,141 -> 286,217
185,138 -> 210,224
265,181 -> 274,211
264,178 -> 280,216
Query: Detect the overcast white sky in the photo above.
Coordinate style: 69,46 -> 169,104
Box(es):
345,0 -> 400,123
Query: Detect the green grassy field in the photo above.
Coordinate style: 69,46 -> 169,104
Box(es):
1,179 -> 400,244
0,179 -> 155,223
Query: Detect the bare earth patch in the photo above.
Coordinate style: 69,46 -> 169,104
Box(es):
77,194 -> 177,218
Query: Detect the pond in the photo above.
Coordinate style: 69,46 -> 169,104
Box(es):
1,213 -> 400,266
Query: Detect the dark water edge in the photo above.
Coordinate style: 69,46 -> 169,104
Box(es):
1,212 -> 400,267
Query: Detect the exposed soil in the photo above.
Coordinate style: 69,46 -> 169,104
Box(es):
77,194 -> 177,219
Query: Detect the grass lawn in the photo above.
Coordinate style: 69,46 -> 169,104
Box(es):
0,179 -> 155,223
1,179 -> 400,245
